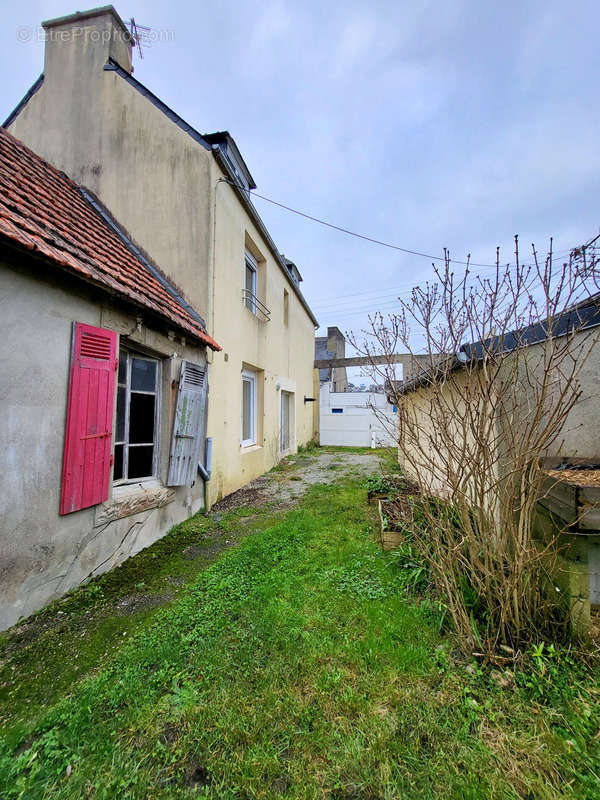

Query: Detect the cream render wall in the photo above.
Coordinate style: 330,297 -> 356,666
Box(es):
9,16 -> 213,319
207,168 -> 316,504
398,329 -> 600,496
398,368 -> 502,502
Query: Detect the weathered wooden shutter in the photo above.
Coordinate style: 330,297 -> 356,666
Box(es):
60,322 -> 118,515
167,361 -> 208,486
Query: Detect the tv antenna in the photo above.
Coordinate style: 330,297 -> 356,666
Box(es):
128,18 -> 153,60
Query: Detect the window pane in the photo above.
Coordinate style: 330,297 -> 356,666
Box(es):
242,378 -> 252,442
114,443 -> 124,481
116,386 -> 126,442
245,263 -> 256,312
129,393 -> 155,443
118,351 -> 127,384
131,358 -> 156,392
245,263 -> 255,293
128,445 -> 154,479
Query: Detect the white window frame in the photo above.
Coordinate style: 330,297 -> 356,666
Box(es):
241,368 -> 257,447
280,390 -> 293,454
244,250 -> 258,314
114,349 -> 161,485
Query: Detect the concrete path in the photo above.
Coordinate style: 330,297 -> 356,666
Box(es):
212,449 -> 380,513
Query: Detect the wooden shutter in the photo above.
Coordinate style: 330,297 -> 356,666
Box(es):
60,322 -> 118,515
167,361 -> 208,486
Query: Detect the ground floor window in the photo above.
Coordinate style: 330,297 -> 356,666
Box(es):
114,350 -> 160,481
241,368 -> 257,446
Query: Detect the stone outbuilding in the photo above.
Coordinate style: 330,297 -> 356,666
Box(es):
0,126 -> 220,629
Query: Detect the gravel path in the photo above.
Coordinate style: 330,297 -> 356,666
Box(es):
211,450 -> 381,513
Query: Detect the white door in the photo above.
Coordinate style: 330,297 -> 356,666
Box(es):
280,391 -> 291,453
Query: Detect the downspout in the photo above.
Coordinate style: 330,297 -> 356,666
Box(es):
201,172 -> 226,512
198,436 -> 212,482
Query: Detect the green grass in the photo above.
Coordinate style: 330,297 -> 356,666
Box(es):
1,469 -> 599,798
0,505 -> 274,748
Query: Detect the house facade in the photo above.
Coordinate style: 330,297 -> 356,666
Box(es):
0,127 -> 219,629
5,5 -> 318,507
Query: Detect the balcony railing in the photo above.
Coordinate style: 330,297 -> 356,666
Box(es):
242,289 -> 271,322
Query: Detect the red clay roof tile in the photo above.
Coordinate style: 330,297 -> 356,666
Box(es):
0,127 -> 220,350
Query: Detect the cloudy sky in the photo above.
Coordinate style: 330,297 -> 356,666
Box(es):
2,1 -> 599,380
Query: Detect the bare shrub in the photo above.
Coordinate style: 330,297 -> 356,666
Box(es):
351,236 -> 600,655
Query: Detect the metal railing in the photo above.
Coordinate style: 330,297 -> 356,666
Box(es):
242,289 -> 271,322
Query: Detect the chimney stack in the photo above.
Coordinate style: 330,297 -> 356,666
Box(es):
42,5 -> 133,78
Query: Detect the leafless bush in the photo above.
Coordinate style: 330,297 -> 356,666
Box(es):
351,235 -> 600,655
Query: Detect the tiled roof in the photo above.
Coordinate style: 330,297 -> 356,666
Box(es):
0,127 -> 220,350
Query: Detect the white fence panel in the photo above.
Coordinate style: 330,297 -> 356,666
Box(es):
319,383 -> 397,448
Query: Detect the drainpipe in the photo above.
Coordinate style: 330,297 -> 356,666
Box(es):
198,437 -> 213,510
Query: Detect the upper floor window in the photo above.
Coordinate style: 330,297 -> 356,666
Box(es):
283,289 -> 289,326
242,248 -> 271,321
114,350 -> 160,482
244,249 -> 257,313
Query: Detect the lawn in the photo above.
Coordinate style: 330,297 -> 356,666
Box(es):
1,460 -> 599,798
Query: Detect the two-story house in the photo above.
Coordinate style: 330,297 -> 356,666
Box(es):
5,5 -> 319,509
1,5 -> 319,629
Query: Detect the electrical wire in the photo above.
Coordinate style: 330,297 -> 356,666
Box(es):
221,178 -> 595,320
310,252 -> 575,310
316,264 -> 587,326
227,178 -> 578,272
225,178 -> 500,268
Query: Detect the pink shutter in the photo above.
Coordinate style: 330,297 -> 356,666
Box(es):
60,322 -> 118,515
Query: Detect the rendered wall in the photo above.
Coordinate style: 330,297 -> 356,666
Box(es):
207,171 -> 317,504
8,11 -> 212,319
397,335 -> 600,631
398,331 -> 600,490
0,259 -> 207,630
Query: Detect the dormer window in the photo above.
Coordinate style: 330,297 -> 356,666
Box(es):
204,131 -> 257,192
281,255 -> 303,288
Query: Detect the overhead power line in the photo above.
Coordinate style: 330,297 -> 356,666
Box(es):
311,254 -> 574,313
224,178 -> 497,268
225,177 -> 579,271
